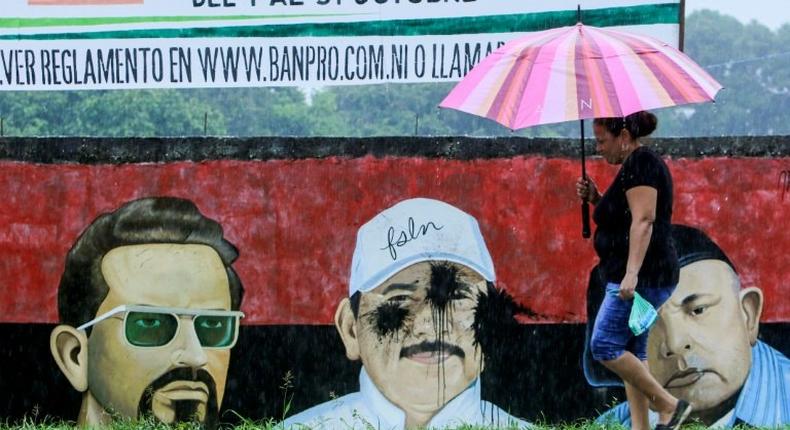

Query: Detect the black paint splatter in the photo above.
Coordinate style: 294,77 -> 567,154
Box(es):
472,283 -> 541,417
473,283 -> 539,358
365,301 -> 411,341
427,263 -> 464,311
426,263 -> 468,401
427,263 -> 465,351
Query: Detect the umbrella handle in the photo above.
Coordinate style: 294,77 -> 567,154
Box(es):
582,201 -> 591,238
580,118 -> 591,239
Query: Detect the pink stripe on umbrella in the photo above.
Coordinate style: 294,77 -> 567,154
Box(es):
439,50 -> 501,111
644,51 -> 706,104
521,27 -> 578,127
580,27 -> 620,118
613,31 -> 691,105
487,45 -> 542,128
455,52 -> 517,118
504,26 -> 569,56
511,28 -> 576,128
562,46 -> 580,122
618,40 -> 675,111
574,28 -> 595,120
441,27 -> 568,114
658,43 -> 722,98
614,29 -> 720,102
592,30 -> 641,116
617,39 -> 675,113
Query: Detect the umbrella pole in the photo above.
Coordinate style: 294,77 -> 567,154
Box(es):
581,119 -> 591,239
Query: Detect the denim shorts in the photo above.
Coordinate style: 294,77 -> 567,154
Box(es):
590,282 -> 675,362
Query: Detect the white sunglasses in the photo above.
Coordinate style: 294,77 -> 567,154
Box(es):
78,305 -> 245,349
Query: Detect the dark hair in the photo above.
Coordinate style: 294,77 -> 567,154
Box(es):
671,224 -> 736,272
349,291 -> 362,318
593,110 -> 658,139
58,197 -> 244,328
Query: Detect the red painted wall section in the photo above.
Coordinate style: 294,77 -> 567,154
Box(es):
0,156 -> 787,325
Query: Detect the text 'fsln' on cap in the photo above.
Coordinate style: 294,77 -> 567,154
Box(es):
349,198 -> 495,296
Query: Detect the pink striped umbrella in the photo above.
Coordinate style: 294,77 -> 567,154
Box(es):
440,23 -> 722,129
440,22 -> 722,238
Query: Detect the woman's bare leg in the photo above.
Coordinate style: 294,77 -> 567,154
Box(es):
601,352 -> 678,424
624,361 -> 652,430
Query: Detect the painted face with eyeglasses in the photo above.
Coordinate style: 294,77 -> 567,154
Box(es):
79,244 -> 242,427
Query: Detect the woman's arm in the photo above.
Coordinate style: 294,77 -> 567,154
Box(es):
620,185 -> 658,299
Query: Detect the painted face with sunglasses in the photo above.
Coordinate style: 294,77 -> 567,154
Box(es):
51,243 -> 242,428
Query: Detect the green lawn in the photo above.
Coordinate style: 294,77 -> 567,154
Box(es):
1,417 -> 783,430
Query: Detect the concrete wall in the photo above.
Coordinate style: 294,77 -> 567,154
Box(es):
0,136 -> 788,426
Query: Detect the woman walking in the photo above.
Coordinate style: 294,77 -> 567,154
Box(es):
576,111 -> 691,430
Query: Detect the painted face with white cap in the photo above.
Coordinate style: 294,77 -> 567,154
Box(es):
336,261 -> 487,424
336,198 -> 502,426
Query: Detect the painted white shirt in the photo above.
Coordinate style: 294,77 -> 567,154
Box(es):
283,368 -> 530,429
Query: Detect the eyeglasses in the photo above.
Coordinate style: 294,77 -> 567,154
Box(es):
77,305 -> 245,349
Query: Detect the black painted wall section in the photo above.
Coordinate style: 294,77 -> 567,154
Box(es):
0,135 -> 788,164
1,323 -> 788,425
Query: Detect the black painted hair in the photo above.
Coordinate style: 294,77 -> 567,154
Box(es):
58,197 -> 244,327
593,110 -> 658,139
350,291 -> 362,319
672,224 -> 736,272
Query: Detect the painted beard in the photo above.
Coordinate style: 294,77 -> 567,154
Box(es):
137,367 -> 220,430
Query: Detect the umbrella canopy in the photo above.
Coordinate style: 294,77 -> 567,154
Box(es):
440,23 -> 722,130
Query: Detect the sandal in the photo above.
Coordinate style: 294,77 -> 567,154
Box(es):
654,399 -> 692,430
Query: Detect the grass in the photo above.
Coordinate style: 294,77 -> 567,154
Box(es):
8,374 -> 783,429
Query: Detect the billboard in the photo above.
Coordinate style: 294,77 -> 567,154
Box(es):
0,0 -> 683,90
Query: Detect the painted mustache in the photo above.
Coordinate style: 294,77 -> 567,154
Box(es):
400,340 -> 465,359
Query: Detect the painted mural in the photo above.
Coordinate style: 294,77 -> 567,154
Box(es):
283,197 -> 529,429
0,136 -> 788,428
49,197 -> 244,428
595,225 -> 790,427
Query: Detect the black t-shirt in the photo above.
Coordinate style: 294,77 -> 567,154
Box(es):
592,146 -> 679,288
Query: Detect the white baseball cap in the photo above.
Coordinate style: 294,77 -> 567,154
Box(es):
349,198 -> 495,296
